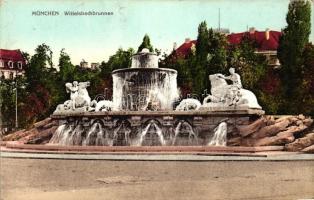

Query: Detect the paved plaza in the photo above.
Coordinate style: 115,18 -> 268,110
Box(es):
1,154 -> 313,200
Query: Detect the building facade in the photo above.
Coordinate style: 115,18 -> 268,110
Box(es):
0,49 -> 27,79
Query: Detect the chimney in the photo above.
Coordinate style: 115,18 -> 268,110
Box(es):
265,28 -> 270,40
185,38 -> 191,43
249,27 -> 255,34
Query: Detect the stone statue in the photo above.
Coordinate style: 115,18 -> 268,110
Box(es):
202,68 -> 261,109
218,67 -> 242,88
54,81 -> 92,113
89,100 -> 114,112
65,81 -> 79,110
176,98 -> 201,111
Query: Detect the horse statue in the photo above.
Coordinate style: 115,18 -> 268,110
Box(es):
54,81 -> 92,113
202,73 -> 261,109
75,82 -> 91,108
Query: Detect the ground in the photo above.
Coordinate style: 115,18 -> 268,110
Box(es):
0,157 -> 313,200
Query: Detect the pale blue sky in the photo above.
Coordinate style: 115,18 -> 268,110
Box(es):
0,0 -> 313,66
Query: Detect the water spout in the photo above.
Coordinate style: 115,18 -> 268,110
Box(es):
137,120 -> 166,146
173,121 -> 198,145
208,122 -> 227,146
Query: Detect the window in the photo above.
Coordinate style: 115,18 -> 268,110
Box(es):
9,72 -> 14,79
0,60 -> 3,68
8,61 -> 14,68
17,61 -> 23,69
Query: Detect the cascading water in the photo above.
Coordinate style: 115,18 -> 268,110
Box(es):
50,124 -> 67,144
84,122 -> 108,146
49,120 -> 228,146
208,122 -> 227,146
112,49 -> 179,111
137,120 -> 166,146
113,122 -> 131,146
67,124 -> 85,145
60,125 -> 74,145
173,121 -> 198,146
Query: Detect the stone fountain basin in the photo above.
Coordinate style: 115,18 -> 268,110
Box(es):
50,109 -> 264,146
51,109 -> 264,118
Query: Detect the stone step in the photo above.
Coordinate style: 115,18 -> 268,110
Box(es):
4,141 -> 283,153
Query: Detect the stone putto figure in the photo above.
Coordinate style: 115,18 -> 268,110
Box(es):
65,81 -> 79,110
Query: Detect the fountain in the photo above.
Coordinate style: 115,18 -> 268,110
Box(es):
112,49 -> 179,111
51,48 -> 264,146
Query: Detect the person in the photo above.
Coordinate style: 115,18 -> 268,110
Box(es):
219,68 -> 242,106
219,67 -> 242,88
65,81 -> 79,110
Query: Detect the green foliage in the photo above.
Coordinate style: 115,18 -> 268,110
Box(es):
229,35 -> 267,90
298,43 -> 314,115
25,44 -> 53,87
59,49 -> 76,82
277,0 -> 312,114
137,34 -> 154,53
195,21 -> 209,58
23,44 -> 56,123
103,48 -> 134,71
207,28 -> 228,77
0,75 -> 28,131
193,21 -> 209,94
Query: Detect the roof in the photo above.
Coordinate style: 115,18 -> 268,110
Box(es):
0,49 -> 25,61
227,30 -> 282,51
0,49 -> 26,70
174,40 -> 196,58
174,30 -> 282,57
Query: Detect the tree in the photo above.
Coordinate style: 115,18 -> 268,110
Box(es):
25,43 -> 53,87
195,21 -> 209,58
207,28 -> 228,75
59,49 -> 76,82
299,43 -> 314,115
23,44 -> 56,124
229,34 -> 267,90
193,21 -> 209,94
277,0 -> 311,113
137,34 -> 154,53
103,48 -> 134,71
97,48 -> 135,99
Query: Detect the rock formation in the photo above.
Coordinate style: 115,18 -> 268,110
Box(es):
228,115 -> 313,151
2,118 -> 58,144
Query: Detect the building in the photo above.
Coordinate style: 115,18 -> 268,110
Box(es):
80,59 -> 89,68
0,49 -> 27,79
173,28 -> 282,67
90,62 -> 100,70
80,59 -> 100,70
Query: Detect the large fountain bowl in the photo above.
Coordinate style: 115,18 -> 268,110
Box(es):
112,67 -> 179,111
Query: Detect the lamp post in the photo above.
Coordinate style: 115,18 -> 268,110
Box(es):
13,72 -> 25,130
15,80 -> 18,129
12,81 -> 18,129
